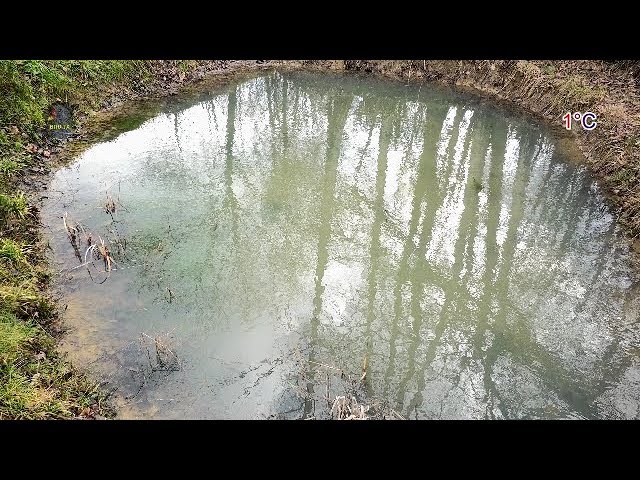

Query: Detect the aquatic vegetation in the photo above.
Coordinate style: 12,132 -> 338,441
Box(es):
472,176 -> 483,192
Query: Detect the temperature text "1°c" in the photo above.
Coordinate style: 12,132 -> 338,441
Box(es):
563,111 -> 597,131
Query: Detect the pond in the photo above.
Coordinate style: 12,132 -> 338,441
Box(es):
41,70 -> 640,419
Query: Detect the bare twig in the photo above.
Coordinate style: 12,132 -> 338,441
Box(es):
390,409 -> 406,420
105,194 -> 117,216
326,373 -> 330,408
140,332 -> 179,371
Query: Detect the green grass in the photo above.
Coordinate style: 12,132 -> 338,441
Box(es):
0,60 -> 158,419
0,309 -> 112,419
0,285 -> 54,319
0,191 -> 27,220
608,168 -> 638,192
0,238 -> 28,264
0,60 -> 148,131
558,75 -> 608,108
0,158 -> 21,176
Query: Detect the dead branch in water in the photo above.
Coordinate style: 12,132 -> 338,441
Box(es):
390,409 -> 406,420
76,222 -> 92,248
62,212 -> 75,242
96,235 -> 117,273
291,351 -> 405,420
63,212 -> 82,262
82,236 -> 118,284
330,395 -> 369,420
105,194 -> 117,217
140,332 -> 180,371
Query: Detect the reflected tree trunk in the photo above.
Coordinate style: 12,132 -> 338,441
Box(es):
405,113 -> 491,417
303,92 -> 352,417
382,104 -> 457,397
398,114 -> 488,413
224,86 -> 239,247
363,101 -> 394,397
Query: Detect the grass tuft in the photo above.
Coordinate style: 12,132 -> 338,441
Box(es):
0,158 -> 21,176
0,310 -> 113,419
0,238 -> 28,264
0,60 -> 157,419
0,191 -> 27,220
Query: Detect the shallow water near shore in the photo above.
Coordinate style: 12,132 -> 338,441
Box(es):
42,70 -> 640,419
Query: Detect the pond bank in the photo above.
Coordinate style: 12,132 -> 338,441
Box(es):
2,59 -> 639,419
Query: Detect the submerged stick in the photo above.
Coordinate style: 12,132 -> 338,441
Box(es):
308,360 -> 342,372
63,212 -> 82,262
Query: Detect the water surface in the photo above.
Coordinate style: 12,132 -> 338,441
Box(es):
42,71 -> 640,419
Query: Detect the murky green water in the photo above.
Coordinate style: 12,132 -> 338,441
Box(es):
42,71 -> 640,419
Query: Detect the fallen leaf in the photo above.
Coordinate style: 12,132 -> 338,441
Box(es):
34,351 -> 46,361
9,125 -> 19,134
25,143 -> 38,153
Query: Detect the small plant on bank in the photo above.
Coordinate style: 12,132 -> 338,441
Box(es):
0,238 -> 28,265
0,158 -> 21,177
0,192 -> 27,220
0,309 -> 114,419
